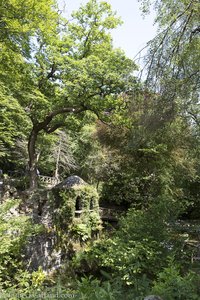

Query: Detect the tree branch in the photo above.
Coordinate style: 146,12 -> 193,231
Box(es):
47,62 -> 56,79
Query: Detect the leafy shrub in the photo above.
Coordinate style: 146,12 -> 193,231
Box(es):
71,222 -> 92,242
1,280 -> 76,300
0,199 -> 42,288
76,276 -> 121,300
151,262 -> 200,300
72,196 -> 187,295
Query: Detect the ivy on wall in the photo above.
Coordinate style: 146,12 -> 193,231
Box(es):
52,184 -> 102,244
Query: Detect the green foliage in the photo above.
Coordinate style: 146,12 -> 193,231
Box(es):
0,1 -> 200,299
0,0 -> 137,188
0,0 -> 60,173
139,0 -> 200,129
0,83 -> 30,162
10,267 -> 46,292
0,0 -> 59,56
98,207 -> 171,283
101,120 -> 190,208
31,267 -> 47,288
52,184 -> 101,245
0,199 -> 42,288
152,261 -> 200,300
70,185 -> 102,242
73,124 -> 102,182
77,276 -> 121,300
27,0 -> 136,124
52,190 -> 75,233
75,193 -> 186,289
1,278 -> 76,300
72,223 -> 91,243
72,185 -> 99,212
72,211 -> 102,243
72,196 -> 200,298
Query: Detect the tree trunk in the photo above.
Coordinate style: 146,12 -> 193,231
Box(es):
28,126 -> 39,190
27,106 -> 86,189
54,137 -> 61,179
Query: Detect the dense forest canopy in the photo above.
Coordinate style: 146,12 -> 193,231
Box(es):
0,0 -> 200,299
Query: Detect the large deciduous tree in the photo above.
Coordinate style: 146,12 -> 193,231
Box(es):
25,0 -> 136,189
1,0 -> 136,189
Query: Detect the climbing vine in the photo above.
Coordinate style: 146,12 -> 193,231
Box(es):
52,184 -> 101,244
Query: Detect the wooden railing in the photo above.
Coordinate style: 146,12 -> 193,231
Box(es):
38,175 -> 60,186
6,172 -> 60,186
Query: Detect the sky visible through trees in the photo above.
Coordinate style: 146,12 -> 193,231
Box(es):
58,0 -> 157,60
